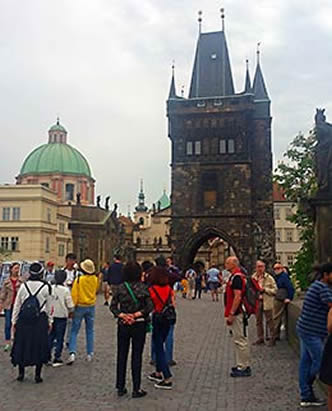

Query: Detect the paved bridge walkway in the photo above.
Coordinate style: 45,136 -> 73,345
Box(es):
0,294 -> 327,411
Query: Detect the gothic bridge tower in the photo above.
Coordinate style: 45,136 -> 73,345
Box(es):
167,12 -> 275,271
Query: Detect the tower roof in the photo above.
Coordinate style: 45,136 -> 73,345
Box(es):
253,52 -> 269,100
244,60 -> 252,93
157,190 -> 171,210
189,31 -> 234,98
168,64 -> 177,99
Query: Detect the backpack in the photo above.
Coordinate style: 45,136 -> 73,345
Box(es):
18,283 -> 47,324
241,275 -> 261,317
151,286 -> 176,325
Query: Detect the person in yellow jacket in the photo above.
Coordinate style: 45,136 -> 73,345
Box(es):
67,259 -> 99,365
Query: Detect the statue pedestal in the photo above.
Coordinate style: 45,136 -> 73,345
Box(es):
311,198 -> 332,262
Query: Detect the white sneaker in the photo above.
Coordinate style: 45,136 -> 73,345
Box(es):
86,353 -> 94,362
67,353 -> 76,365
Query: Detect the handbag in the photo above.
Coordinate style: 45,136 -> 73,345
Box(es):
124,282 -> 152,333
275,288 -> 288,302
151,286 -> 177,325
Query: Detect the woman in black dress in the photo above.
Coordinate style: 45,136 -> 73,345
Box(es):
110,262 -> 153,398
320,307 -> 332,411
11,262 -> 53,383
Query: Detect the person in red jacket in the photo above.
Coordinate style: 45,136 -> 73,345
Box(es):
224,256 -> 251,378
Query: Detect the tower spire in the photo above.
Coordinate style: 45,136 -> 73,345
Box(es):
168,61 -> 177,99
244,59 -> 251,93
253,42 -> 269,100
136,179 -> 148,212
220,7 -> 225,32
198,10 -> 202,35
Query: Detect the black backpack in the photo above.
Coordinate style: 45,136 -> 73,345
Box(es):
152,286 -> 176,325
18,283 -> 47,324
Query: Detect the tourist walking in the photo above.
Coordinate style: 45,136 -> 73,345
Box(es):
11,262 -> 53,383
272,263 -> 295,342
193,262 -> 204,299
101,262 -> 110,306
67,259 -> 99,365
107,255 -> 124,296
64,253 -> 78,287
44,261 -> 55,284
206,265 -> 221,302
0,262 -> 23,352
48,270 -> 74,367
148,265 -> 175,390
185,266 -> 196,300
296,263 -> 332,407
110,262 -> 153,398
320,307 -> 332,411
224,256 -> 251,377
252,260 -> 277,346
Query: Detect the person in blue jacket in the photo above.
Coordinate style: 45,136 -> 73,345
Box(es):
272,263 -> 295,342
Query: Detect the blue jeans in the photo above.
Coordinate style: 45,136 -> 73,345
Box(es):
297,328 -> 324,400
4,308 -> 12,341
151,323 -> 174,363
152,316 -> 172,379
69,306 -> 95,355
48,317 -> 67,360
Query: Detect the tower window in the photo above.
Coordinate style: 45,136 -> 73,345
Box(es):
202,173 -> 218,208
195,141 -> 201,155
219,139 -> 236,154
65,184 -> 74,201
228,139 -> 235,153
220,140 -> 226,154
186,142 -> 193,155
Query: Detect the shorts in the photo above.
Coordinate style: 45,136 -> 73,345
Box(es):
208,281 -> 219,291
102,282 -> 110,292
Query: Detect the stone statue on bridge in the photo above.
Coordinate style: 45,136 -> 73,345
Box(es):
314,108 -> 332,195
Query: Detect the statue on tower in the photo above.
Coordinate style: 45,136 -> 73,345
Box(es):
314,108 -> 332,195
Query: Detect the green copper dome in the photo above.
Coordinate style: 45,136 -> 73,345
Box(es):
20,143 -> 92,177
157,191 -> 171,210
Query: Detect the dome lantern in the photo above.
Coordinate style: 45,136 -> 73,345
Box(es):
48,117 -> 67,144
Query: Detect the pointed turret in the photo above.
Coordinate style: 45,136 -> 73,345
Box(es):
253,46 -> 269,100
135,179 -> 148,212
168,64 -> 177,99
243,59 -> 251,93
189,10 -> 234,98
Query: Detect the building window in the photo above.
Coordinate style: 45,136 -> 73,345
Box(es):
228,139 -> 235,154
287,254 -> 294,266
12,207 -> 21,221
65,184 -> 74,201
45,237 -> 50,253
1,237 -> 9,250
275,207 -> 280,220
195,141 -> 201,155
47,208 -> 51,223
186,142 -> 193,155
11,237 -> 19,251
276,229 -> 281,242
59,223 -> 65,234
41,183 -> 49,188
285,207 -> 293,218
219,140 -> 226,154
285,229 -> 293,242
2,207 -> 10,221
58,243 -> 65,257
202,173 -> 218,208
276,254 -> 281,264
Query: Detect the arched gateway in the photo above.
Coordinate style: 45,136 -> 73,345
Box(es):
167,17 -> 275,273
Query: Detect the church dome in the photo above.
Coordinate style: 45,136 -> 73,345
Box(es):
20,143 -> 92,177
19,119 -> 92,178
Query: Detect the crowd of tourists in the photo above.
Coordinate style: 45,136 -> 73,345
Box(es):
0,253 -> 331,408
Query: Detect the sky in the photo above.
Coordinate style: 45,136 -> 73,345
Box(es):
1,0 -> 332,213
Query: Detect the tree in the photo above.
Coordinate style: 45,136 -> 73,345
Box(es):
0,247 -> 12,263
274,130 -> 317,289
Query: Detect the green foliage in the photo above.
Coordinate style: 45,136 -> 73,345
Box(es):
274,131 -> 317,290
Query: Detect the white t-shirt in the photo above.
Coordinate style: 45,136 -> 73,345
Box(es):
52,284 -> 75,318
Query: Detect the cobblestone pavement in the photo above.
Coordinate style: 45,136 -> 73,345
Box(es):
0,294 -> 328,411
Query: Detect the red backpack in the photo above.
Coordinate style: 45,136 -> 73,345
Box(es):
239,274 -> 261,317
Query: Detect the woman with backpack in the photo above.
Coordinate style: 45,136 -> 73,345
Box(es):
0,262 -> 23,352
11,262 -> 53,383
147,265 -> 175,390
110,262 -> 153,398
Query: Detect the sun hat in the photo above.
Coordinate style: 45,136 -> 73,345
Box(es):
79,259 -> 96,275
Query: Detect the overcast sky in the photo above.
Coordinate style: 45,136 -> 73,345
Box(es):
1,0 -> 332,213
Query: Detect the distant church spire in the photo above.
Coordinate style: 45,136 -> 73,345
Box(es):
244,59 -> 251,93
168,62 -> 177,99
253,43 -> 269,100
135,179 -> 148,212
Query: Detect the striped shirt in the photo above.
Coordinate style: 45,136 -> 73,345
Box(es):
297,281 -> 332,338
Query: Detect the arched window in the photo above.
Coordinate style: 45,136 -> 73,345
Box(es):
65,183 -> 74,201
